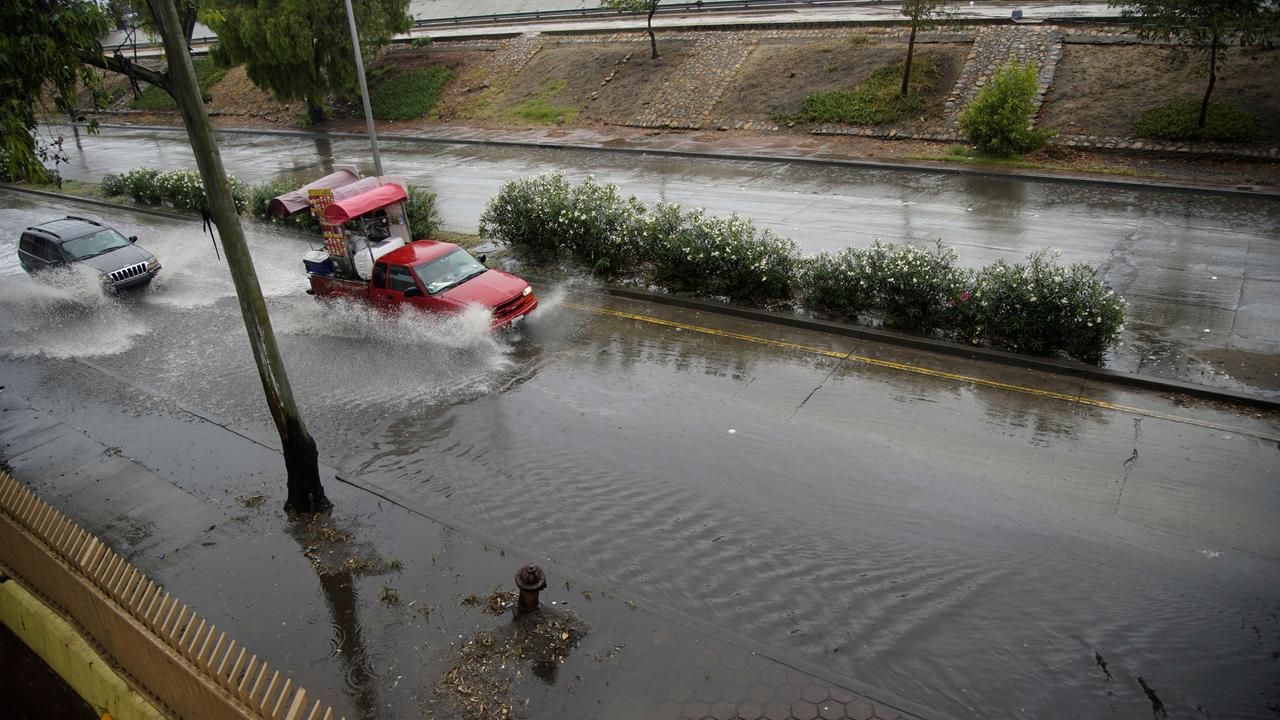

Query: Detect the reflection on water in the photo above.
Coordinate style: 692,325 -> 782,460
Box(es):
317,571 -> 380,720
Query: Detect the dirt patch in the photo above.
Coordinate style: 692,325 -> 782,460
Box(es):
581,40 -> 699,123
715,38 -> 966,128
485,42 -> 646,122
376,46 -> 486,76
205,65 -> 303,120
1042,44 -> 1280,142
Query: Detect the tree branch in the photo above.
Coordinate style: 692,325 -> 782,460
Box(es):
78,48 -> 171,94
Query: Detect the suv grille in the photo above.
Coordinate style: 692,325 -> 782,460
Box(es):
109,262 -> 148,284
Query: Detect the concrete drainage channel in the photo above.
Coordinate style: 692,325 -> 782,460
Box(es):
0,470 -> 346,720
4,182 -> 1277,412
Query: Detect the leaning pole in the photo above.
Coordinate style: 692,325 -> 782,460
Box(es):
148,0 -> 331,514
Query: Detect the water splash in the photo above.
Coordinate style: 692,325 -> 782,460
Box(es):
0,265 -> 151,358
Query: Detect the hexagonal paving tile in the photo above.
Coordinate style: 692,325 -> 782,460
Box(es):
670,685 -> 694,703
844,700 -> 875,720
710,701 -> 738,720
736,701 -> 764,720
697,681 -> 723,704
696,650 -> 720,670
762,701 -> 792,720
818,701 -> 847,720
749,685 -> 775,705
720,652 -> 747,671
790,701 -> 819,720
654,700 -> 684,720
683,701 -> 710,719
733,666 -> 760,686
760,667 -> 788,687
802,685 -> 830,704
773,682 -> 804,705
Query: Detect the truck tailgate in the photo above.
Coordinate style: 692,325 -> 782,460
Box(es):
308,274 -> 366,298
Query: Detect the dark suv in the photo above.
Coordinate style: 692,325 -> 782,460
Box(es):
18,216 -> 161,291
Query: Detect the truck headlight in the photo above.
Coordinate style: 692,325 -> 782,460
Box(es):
522,286 -> 532,297
146,258 -> 159,271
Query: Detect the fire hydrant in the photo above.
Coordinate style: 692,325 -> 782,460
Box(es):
514,564 -> 546,618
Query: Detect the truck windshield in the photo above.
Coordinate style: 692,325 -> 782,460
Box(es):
62,229 -> 131,261
413,248 -> 487,294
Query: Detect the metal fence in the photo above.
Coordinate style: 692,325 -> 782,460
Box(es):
0,471 -> 343,720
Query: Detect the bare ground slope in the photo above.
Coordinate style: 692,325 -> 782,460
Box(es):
715,38 -> 967,129
1042,44 -> 1280,142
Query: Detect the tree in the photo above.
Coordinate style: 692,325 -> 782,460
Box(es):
1111,0 -> 1280,129
899,0 -> 942,97
958,61 -> 1053,157
201,0 -> 411,125
601,0 -> 661,60
0,1 -> 111,182
2,0 -> 332,514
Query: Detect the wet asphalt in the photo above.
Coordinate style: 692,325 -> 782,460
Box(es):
42,123 -> 1280,396
1,191 -> 1277,719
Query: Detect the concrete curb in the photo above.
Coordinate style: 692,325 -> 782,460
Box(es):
0,577 -> 167,720
1,183 -> 194,222
6,183 -> 1276,410
84,122 -> 1280,199
538,280 -> 1280,411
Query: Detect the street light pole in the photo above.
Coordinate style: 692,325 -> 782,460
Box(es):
343,0 -> 384,176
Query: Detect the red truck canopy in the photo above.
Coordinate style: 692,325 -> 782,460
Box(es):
322,183 -> 408,225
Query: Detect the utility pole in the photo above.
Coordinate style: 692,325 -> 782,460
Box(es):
344,0 -> 384,176
148,0 -> 331,514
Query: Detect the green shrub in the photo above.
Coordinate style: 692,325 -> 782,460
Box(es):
369,66 -> 452,121
479,172 -> 646,274
800,242 -> 969,329
958,61 -> 1054,157
480,172 -> 572,260
99,173 -> 127,197
248,179 -> 293,220
411,36 -> 433,48
799,247 -> 876,314
1133,99 -> 1263,143
405,184 -> 441,240
787,57 -> 941,126
963,251 -> 1126,363
649,209 -> 799,302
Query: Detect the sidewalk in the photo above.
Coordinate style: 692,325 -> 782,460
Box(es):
0,357 -> 944,720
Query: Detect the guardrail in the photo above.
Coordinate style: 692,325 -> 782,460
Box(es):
102,0 -> 887,50
410,0 -> 883,28
0,471 -> 344,720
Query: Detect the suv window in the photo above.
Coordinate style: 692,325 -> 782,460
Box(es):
32,236 -> 61,263
18,233 -> 34,255
388,265 -> 417,293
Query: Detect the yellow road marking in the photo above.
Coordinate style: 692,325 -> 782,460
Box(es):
564,302 -> 1280,443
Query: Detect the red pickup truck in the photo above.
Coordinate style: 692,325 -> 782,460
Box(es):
308,240 -> 538,328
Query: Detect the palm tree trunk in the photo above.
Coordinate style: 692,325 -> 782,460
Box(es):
148,0 -> 331,514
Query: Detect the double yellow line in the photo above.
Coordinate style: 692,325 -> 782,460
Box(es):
565,302 -> 1280,443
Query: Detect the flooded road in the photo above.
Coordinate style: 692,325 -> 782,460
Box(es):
43,123 -> 1280,395
2,193 -> 1278,719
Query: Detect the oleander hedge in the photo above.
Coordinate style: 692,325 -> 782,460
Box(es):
480,172 -> 1127,363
